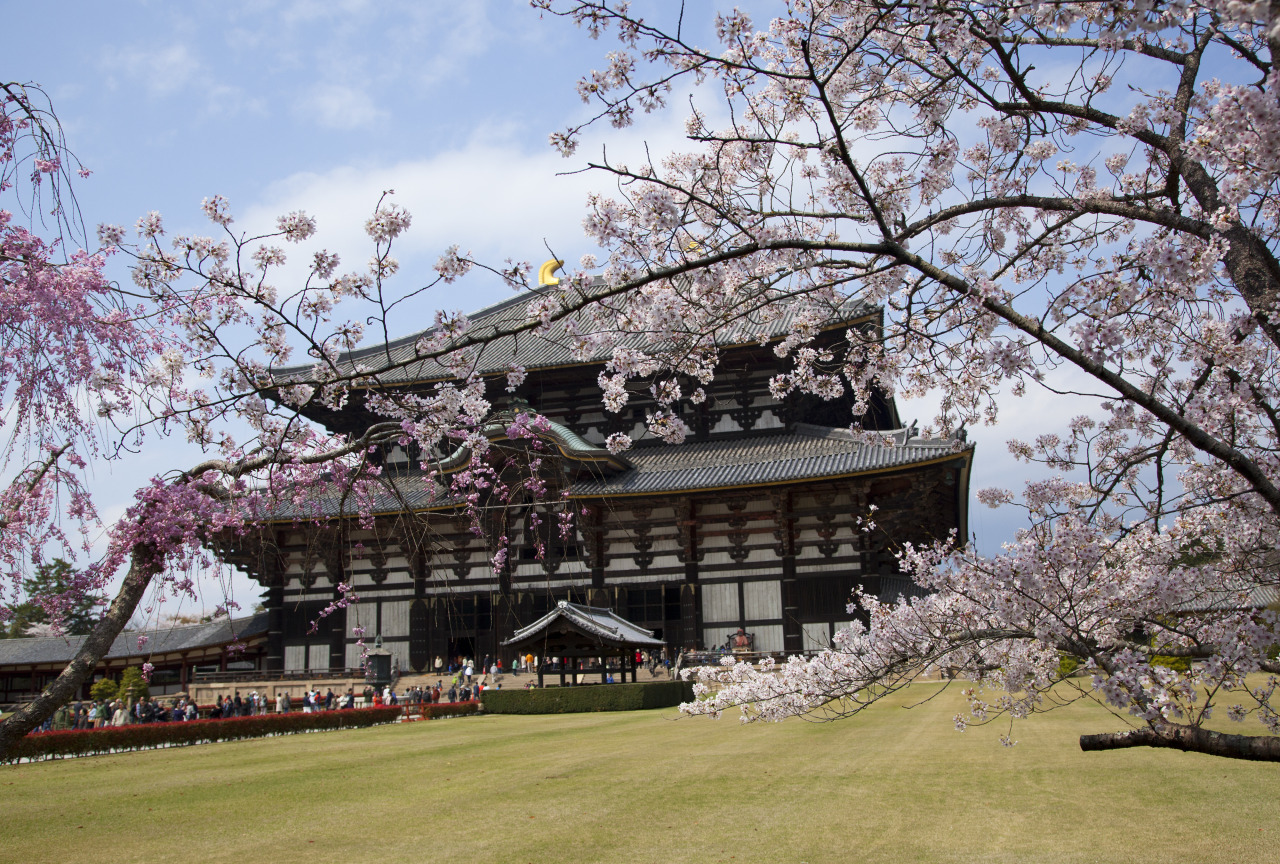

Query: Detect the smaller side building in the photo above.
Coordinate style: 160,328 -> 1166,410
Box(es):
0,613 -> 268,707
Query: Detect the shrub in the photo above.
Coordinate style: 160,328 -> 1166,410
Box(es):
1151,654 -> 1192,673
481,681 -> 694,715
4,707 -> 404,763
117,667 -> 149,701
425,701 -> 481,719
89,678 -> 118,701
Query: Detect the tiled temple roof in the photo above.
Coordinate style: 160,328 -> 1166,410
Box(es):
262,424 -> 970,521
569,424 -> 971,497
0,612 -> 268,667
273,283 -> 877,386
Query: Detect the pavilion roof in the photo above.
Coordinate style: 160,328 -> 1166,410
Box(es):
503,601 -> 665,650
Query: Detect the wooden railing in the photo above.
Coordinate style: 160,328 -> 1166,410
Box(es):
191,667 -> 369,683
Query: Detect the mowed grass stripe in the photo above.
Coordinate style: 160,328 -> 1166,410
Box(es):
0,683 -> 1273,864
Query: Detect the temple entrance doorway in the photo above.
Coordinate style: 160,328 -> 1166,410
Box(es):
448,636 -> 476,671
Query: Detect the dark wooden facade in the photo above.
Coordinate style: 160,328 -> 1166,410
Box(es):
226,293 -> 973,674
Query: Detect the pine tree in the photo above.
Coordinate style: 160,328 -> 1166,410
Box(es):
4,560 -> 103,638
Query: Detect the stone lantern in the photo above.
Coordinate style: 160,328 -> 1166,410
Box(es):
365,634 -> 392,689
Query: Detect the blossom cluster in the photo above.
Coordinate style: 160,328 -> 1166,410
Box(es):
532,0 -> 1280,755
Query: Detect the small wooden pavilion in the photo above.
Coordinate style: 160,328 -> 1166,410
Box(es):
503,601 -> 665,687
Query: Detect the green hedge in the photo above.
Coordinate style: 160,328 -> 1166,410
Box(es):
404,702 -> 481,720
481,681 -> 694,714
5,707 -> 404,763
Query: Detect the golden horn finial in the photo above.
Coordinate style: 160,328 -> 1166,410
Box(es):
538,258 -> 564,287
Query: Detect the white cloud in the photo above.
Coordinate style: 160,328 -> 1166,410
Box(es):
104,43 -> 201,96
297,83 -> 385,130
898,361 -> 1115,555
234,101 -> 703,333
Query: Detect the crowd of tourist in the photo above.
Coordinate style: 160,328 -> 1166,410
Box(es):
19,650 -> 674,733
209,690 -> 270,717
36,694 -> 202,731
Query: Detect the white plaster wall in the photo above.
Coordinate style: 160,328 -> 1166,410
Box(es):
702,582 -> 739,623
802,621 -> 831,651
795,560 -> 860,574
347,602 -> 376,636
700,551 -> 779,571
381,601 -> 411,638
797,539 -> 842,559
285,645 -> 306,671
743,580 -> 782,621
345,642 -> 365,668
509,578 -> 591,590
709,413 -> 742,435
308,644 -> 329,671
388,640 -> 410,672
751,624 -> 784,653
755,409 -> 783,430
648,532 -> 681,553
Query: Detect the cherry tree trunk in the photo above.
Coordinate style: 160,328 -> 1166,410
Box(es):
0,556 -> 157,762
1080,726 -> 1280,762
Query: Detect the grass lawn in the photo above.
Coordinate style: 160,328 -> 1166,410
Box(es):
1,683 -> 1275,863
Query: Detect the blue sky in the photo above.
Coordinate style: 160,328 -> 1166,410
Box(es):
16,1 -> 650,285
10,0 -> 1046,617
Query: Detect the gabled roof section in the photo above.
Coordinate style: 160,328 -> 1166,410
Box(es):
427,411 -> 630,476
272,280 -> 877,387
262,409 -> 630,521
1177,583 -> 1280,612
503,601 -> 665,649
568,424 -> 972,497
0,612 -> 269,668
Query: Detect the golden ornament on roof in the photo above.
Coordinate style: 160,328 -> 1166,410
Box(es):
538,258 -> 564,287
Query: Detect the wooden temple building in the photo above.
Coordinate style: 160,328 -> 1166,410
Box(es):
504,601 -> 666,687
221,283 -> 974,677
0,613 -> 269,704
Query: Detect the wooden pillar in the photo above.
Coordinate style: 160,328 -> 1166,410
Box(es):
680,584 -> 699,651
428,598 -> 448,674
630,651 -> 637,683
587,505 -> 606,591
601,657 -> 607,684
265,581 -> 285,671
559,660 -> 565,688
329,593 -> 346,672
775,490 -> 803,654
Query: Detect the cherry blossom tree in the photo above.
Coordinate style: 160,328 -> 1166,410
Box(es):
0,84 -> 557,759
523,1 -> 1280,760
